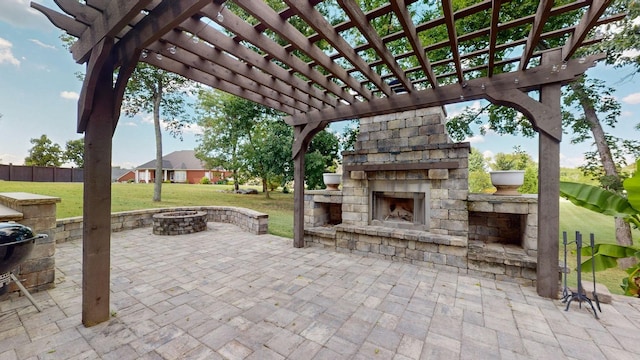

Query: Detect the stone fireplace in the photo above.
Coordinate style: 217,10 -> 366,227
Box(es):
304,107 -> 539,285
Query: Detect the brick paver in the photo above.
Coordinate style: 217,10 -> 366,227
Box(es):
1,222 -> 639,359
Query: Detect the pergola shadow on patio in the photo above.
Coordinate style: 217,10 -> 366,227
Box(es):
31,0 -> 624,325
2,224 -> 640,359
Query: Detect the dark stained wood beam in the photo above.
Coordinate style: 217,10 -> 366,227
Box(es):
146,40 -> 311,113
77,37 -> 114,132
30,3 -> 87,37
562,0 -> 612,61
200,3 -> 358,105
337,0 -> 412,95
114,0 -> 211,66
287,54 -> 602,126
143,54 -> 299,115
487,0 -> 502,77
71,0 -> 153,63
232,0 -> 374,100
441,0 -> 464,85
54,0 -> 100,25
161,31 -> 323,111
520,0 -> 554,71
178,17 -> 337,109
283,0 -> 392,97
390,0 -> 437,89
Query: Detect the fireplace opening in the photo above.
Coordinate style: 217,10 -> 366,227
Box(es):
371,191 -> 426,230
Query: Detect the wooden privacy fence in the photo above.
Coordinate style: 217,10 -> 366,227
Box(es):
0,164 -> 83,182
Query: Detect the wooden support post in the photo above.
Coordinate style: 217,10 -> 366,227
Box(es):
293,126 -> 306,248
82,52 -> 115,326
536,50 -> 562,299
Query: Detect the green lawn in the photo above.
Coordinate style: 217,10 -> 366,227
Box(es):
0,182 -> 295,238
2,181 -> 638,295
560,199 -> 640,295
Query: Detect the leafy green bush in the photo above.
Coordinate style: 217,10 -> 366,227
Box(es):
199,177 -> 211,185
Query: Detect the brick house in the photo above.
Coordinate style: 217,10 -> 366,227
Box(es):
134,150 -> 230,184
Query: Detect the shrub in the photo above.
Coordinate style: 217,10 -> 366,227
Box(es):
200,177 -> 211,184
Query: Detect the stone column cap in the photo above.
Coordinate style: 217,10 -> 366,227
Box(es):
0,192 -> 61,205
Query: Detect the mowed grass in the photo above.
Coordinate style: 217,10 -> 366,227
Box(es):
560,199 -> 640,295
2,181 -> 638,295
0,181 -> 294,238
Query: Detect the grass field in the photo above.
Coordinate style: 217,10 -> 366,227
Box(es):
0,182 -> 295,238
2,181 -> 638,295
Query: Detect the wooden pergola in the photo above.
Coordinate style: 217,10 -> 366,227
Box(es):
32,0 -> 622,326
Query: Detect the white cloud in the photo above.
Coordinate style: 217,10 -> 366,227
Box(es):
560,153 -> 585,168
0,37 -> 20,66
482,150 -> 494,160
0,153 -> 24,165
465,134 -> 485,144
0,0 -> 52,30
622,92 -> 640,105
60,91 -> 79,100
123,121 -> 138,127
29,39 -> 56,50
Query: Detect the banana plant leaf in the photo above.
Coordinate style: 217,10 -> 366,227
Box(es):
623,160 -> 640,213
559,182 -> 637,218
580,244 -> 639,258
579,254 -> 619,272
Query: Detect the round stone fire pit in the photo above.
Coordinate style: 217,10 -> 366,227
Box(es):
152,210 -> 207,235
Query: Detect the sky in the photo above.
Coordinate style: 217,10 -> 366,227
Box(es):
0,0 -> 639,170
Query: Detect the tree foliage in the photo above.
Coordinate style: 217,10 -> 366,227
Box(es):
63,138 -> 84,168
24,134 -> 62,167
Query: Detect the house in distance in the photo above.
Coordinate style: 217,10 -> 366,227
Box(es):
130,150 -> 230,184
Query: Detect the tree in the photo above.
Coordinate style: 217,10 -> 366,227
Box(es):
242,119 -> 293,198
305,130 -> 340,190
195,90 -> 281,193
24,134 -> 62,167
122,63 -> 195,202
64,138 -> 84,168
468,148 -> 492,193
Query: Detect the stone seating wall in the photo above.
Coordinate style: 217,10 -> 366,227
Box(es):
56,206 -> 268,243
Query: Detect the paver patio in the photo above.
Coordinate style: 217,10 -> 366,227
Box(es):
1,222 -> 639,359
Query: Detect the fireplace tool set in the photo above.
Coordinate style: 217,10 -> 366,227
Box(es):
561,231 -> 601,319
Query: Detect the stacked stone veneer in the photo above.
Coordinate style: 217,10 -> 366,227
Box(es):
305,108 -> 472,273
0,192 -> 59,293
57,206 -> 268,243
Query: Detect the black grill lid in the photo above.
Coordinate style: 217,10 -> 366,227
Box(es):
0,222 -> 36,246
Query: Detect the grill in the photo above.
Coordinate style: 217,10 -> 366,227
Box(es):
0,222 -> 47,311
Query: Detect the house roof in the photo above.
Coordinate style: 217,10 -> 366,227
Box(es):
136,150 -> 207,170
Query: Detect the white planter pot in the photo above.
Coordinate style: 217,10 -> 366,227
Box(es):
322,173 -> 342,191
490,170 -> 525,196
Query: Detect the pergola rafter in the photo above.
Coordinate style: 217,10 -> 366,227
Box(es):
31,0 -> 623,326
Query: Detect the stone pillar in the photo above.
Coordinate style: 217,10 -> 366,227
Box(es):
0,192 -> 60,292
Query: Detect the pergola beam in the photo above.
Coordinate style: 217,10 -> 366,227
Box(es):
520,0 -> 555,70
234,0 -> 374,101
337,0 -> 411,95
282,0 -> 392,97
143,54 -> 299,116
201,3 -> 358,104
71,0 -> 154,63
391,0 -> 438,89
178,17 -> 338,109
441,0 -> 464,84
287,54 -> 601,127
562,0 -> 612,60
